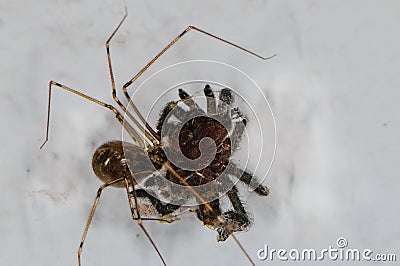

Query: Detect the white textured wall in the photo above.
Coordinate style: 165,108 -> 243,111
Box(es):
1,1 -> 399,266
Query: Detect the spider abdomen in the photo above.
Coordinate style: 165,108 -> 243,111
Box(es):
92,141 -> 151,187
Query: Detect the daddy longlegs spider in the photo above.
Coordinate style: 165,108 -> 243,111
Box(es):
41,8 -> 275,266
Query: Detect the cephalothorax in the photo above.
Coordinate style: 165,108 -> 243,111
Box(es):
41,8 -> 273,266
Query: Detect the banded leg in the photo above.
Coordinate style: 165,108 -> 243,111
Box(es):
77,177 -> 124,266
218,174 -> 252,234
229,163 -> 270,196
195,199 -> 226,240
135,189 -> 180,217
204,84 -> 216,116
224,185 -> 252,232
178,88 -> 206,116
40,81 -> 149,149
163,162 -> 256,265
121,25 -> 276,135
230,107 -> 247,151
195,181 -> 251,240
156,101 -> 181,133
155,98 -> 202,138
193,191 -> 234,242
104,8 -> 159,143
124,177 -> 168,266
218,88 -> 234,130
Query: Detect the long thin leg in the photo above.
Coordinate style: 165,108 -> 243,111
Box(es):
124,177 -> 168,266
77,177 -> 125,266
39,81 -> 150,149
104,8 -> 160,143
121,26 -> 276,136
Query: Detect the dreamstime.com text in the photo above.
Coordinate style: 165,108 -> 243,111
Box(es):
257,237 -> 396,262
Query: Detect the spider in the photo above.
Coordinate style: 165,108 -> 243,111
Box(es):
41,8 -> 274,266
141,84 -> 271,242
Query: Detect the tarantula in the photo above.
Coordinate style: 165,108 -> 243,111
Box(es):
133,84 -> 269,241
